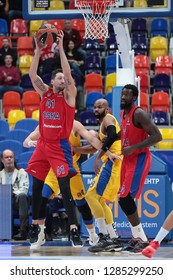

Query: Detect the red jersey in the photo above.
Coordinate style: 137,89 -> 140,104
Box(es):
120,105 -> 149,157
39,45 -> 56,62
39,88 -> 75,142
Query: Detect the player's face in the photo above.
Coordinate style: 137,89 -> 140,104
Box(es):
93,102 -> 107,119
120,88 -> 134,110
52,73 -> 65,91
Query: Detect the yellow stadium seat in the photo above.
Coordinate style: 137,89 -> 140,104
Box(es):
29,20 -> 43,36
150,36 -> 168,62
105,73 -> 116,93
157,141 -> 173,150
48,0 -> 65,10
8,109 -> 26,128
32,109 -> 39,121
157,128 -> 173,150
19,55 -> 33,75
159,128 -> 173,140
134,0 -> 147,7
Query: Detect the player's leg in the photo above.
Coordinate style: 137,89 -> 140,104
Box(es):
50,140 -> 83,247
70,164 -> 98,246
119,153 -> 151,254
142,210 -> 173,258
29,176 -> 45,250
99,159 -> 121,239
30,169 -> 57,250
58,174 -> 83,247
85,162 -> 120,252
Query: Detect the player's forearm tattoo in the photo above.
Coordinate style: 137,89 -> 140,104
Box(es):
34,77 -> 46,91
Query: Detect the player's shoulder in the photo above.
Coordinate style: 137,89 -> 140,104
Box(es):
134,107 -> 150,122
134,106 -> 147,116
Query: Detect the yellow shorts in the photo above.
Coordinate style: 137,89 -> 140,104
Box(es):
44,161 -> 86,200
88,159 -> 122,202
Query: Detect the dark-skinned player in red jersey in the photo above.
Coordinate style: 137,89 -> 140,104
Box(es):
26,30 -> 83,249
117,84 -> 162,254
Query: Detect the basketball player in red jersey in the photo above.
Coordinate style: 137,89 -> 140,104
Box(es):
26,30 -> 83,248
117,84 -> 162,254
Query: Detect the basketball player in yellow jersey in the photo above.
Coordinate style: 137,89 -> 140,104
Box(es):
23,120 -> 120,249
75,99 -> 123,253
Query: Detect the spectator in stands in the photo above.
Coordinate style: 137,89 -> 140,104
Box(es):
45,194 -> 68,241
38,43 -> 60,77
0,37 -> 17,66
65,39 -> 85,79
124,0 -> 134,7
0,0 -> 8,19
63,19 -> 86,58
68,0 -> 76,9
0,54 -> 23,98
7,0 -> 23,22
0,149 -> 29,241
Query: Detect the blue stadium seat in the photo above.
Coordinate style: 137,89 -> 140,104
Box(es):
131,35 -> 148,55
105,35 -> 118,55
79,111 -> 97,125
83,38 -> 101,52
5,129 -> 31,152
105,92 -> 113,109
20,74 -> 34,91
14,118 -> 38,133
170,19 -> 173,37
153,73 -> 171,94
85,91 -> 104,111
150,18 -> 168,38
84,55 -> 101,74
105,54 -> 122,74
17,162 -> 28,169
152,110 -> 169,125
18,151 -> 33,163
0,120 -> 10,140
86,50 -> 100,57
0,140 -> 23,161
131,18 -> 148,38
0,18 -> 8,35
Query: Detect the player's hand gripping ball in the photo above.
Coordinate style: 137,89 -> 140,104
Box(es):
35,23 -> 58,48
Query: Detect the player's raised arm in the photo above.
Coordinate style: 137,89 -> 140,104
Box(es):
29,36 -> 49,97
56,30 -> 76,106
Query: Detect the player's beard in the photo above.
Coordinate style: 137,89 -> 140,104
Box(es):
120,101 -> 132,110
55,84 -> 65,92
94,111 -> 106,120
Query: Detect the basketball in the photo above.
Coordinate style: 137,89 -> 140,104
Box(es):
36,23 -> 58,48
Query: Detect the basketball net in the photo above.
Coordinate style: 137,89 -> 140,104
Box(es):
76,0 -> 117,40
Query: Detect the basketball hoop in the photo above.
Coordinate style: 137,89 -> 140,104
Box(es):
76,0 -> 117,40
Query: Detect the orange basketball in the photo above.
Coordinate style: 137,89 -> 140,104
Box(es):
36,23 -> 58,48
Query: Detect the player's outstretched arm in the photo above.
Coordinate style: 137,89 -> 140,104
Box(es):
74,120 -> 102,150
57,30 -> 76,105
29,36 -> 48,97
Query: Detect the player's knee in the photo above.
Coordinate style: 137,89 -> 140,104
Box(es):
85,191 -> 93,205
75,198 -> 93,222
58,175 -> 71,195
119,193 -> 137,216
